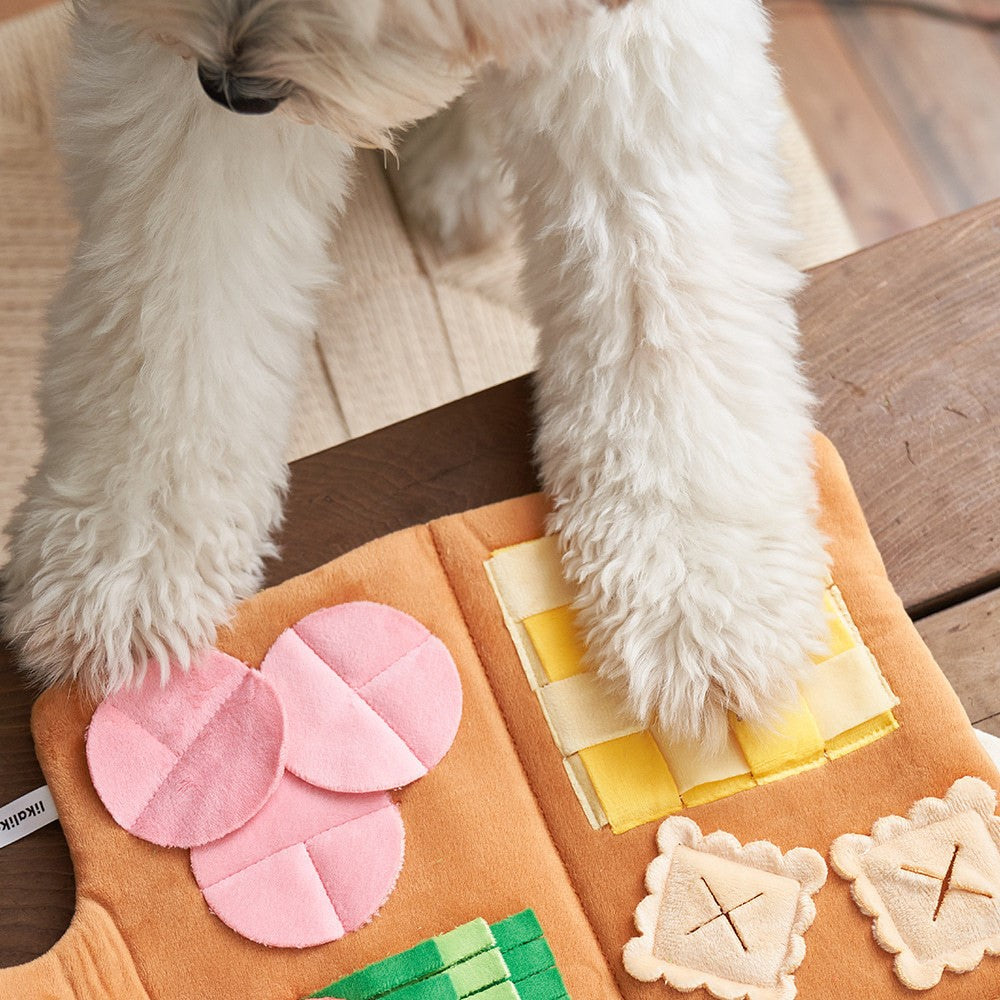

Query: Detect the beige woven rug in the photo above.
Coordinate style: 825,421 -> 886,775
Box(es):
0,3 -> 859,557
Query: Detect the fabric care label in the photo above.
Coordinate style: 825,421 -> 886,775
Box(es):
0,785 -> 59,848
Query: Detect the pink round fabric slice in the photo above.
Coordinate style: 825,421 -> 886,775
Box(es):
259,602 -> 462,793
86,649 -> 286,848
190,772 -> 404,948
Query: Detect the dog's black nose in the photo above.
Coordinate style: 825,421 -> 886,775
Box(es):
197,64 -> 286,115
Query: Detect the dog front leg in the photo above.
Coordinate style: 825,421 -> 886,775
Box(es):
482,0 -> 829,740
2,16 -> 350,693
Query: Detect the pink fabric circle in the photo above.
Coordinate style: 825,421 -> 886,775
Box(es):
190,771 -> 404,948
259,602 -> 462,793
86,649 -> 286,848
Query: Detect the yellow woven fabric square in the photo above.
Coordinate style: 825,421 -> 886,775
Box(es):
731,696 -> 825,784
522,606 -> 587,682
656,729 -> 754,805
485,539 -> 900,832
801,645 -> 899,742
825,711 -> 899,760
578,732 -> 682,834
488,536 -> 574,622
537,673 -> 642,756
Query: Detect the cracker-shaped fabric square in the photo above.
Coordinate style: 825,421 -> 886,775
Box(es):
831,775 -> 1000,989
624,817 -> 826,1000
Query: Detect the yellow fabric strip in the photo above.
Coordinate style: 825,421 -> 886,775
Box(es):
680,773 -> 757,809
522,606 -> 587,682
801,645 -> 900,741
510,621 -> 548,691
731,695 -> 826,784
825,711 -> 899,760
815,587 -> 857,661
654,727 -> 752,797
828,581 -> 867,648
482,560 -> 547,690
563,754 -> 608,830
487,537 -> 575,622
578,732 -> 683,834
536,673 -> 643,757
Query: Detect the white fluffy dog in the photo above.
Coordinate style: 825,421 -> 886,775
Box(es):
2,0 -> 829,742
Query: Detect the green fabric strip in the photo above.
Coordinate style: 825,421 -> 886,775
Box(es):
312,918 -> 494,1000
447,948 -> 509,997
503,939 -> 554,983
376,973 -> 459,1000
307,910 -> 563,1000
470,983 -> 521,1000
514,966 -> 567,1000
308,939 -> 444,999
434,919 -> 494,967
380,947 -> 509,1000
489,911 -> 542,953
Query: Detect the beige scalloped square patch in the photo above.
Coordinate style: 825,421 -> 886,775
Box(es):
624,817 -> 827,1000
831,776 -> 1000,990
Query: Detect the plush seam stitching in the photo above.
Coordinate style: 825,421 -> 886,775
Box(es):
302,839 -> 346,932
197,804 -> 390,890
424,515 -> 628,1000
130,669 -> 250,831
356,635 -> 435,695
99,703 -> 182,770
287,628 -> 426,770
290,622 -> 433,696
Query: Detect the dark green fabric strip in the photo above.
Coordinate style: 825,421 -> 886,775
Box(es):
503,938 -> 554,983
489,911 -> 542,953
311,919 -> 497,1000
310,939 -> 445,998
309,910 -> 563,1000
513,966 -> 566,1000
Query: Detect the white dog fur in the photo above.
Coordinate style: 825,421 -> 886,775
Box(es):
3,0 -> 829,743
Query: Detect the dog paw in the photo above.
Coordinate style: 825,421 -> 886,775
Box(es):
2,490 -> 273,697
392,93 -> 511,255
555,494 -> 830,745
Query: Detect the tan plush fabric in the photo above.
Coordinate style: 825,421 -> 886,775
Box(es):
2,435 -> 998,1000
0,3 -> 859,561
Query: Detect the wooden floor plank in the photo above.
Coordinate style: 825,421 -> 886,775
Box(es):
768,1 -> 943,244
831,4 -> 1000,213
0,654 -> 73,964
801,201 -> 1000,614
917,588 -> 1000,737
316,152 -> 465,439
285,338 -> 350,463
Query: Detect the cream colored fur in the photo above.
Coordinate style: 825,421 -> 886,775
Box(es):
3,0 -> 828,741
